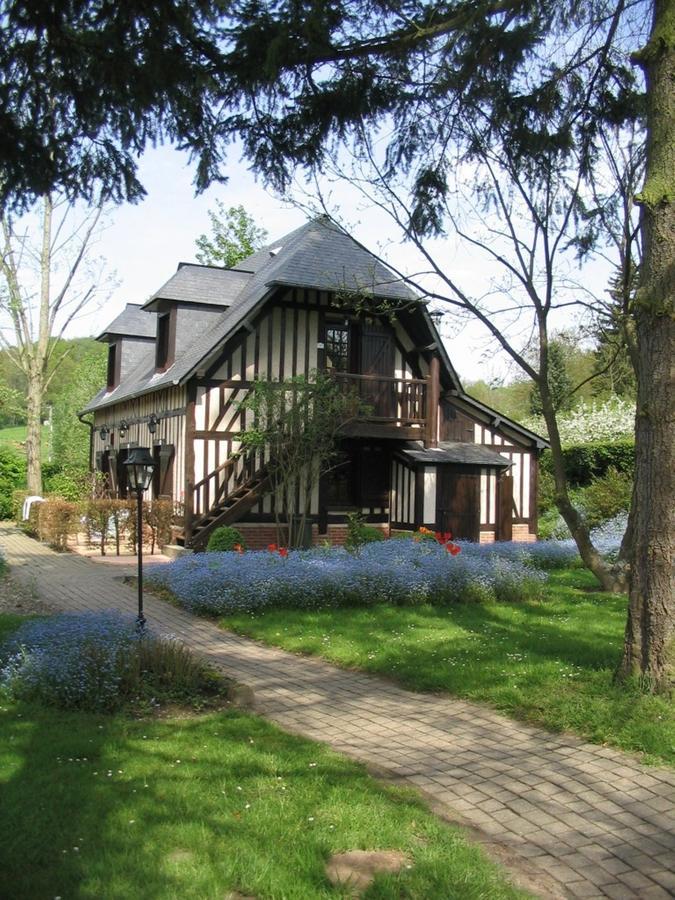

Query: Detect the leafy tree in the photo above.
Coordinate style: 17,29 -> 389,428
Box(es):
51,342 -> 107,472
195,202 -> 267,268
240,373 -> 359,547
0,195 -> 110,493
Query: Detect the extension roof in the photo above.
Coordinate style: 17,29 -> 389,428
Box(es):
398,441 -> 513,467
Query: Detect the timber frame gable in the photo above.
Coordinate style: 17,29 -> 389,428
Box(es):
82,217 -> 548,548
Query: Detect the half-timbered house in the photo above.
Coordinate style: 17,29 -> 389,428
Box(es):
83,217 -> 548,549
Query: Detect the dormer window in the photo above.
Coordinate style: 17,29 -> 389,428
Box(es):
106,342 -> 119,389
155,309 -> 176,371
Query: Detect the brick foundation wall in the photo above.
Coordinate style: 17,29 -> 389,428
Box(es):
512,524 -> 537,543
232,521 -> 533,548
234,523 -> 320,550
322,523 -> 390,546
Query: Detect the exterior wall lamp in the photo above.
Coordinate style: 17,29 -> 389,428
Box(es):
123,447 -> 157,632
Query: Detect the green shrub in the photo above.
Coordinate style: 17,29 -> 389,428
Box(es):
43,467 -> 90,501
581,467 -> 633,528
344,511 -> 385,554
206,526 -> 246,552
12,490 -> 29,524
541,439 -> 634,487
0,447 -> 26,519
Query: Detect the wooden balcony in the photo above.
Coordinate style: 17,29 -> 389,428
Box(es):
332,372 -> 432,440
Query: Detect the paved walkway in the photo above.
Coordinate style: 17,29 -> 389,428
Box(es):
1,524 -> 674,900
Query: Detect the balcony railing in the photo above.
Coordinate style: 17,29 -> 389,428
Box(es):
331,372 -> 427,425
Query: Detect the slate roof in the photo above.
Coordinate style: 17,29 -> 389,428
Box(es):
96,303 -> 156,340
398,441 -> 513,467
145,265 -> 252,309
82,212 -> 546,454
84,217 -> 428,413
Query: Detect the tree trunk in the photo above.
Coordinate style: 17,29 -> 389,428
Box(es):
541,393 -> 626,592
617,0 -> 675,691
25,371 -> 43,495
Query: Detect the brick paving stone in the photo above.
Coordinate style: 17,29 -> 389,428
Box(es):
1,522 -> 674,900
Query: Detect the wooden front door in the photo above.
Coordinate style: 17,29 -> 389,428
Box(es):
360,322 -> 395,417
437,467 -> 480,541
496,473 -> 513,541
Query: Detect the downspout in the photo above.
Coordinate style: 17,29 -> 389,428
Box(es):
77,411 -> 95,472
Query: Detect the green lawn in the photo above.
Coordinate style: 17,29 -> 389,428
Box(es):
0,615 -> 524,900
0,424 -> 49,457
221,569 -> 675,767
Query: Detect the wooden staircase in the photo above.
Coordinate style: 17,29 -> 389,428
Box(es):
186,465 -> 270,550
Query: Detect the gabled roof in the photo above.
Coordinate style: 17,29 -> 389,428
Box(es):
448,391 -> 549,449
144,264 -> 252,310
96,303 -> 156,341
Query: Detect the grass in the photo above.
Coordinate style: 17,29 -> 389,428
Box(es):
0,424 -> 49,457
0,616 -> 525,900
220,568 -> 675,767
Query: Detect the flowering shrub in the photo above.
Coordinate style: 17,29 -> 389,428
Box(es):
0,610 -> 225,711
522,397 -> 635,446
148,539 -> 548,616
1,610 -> 141,710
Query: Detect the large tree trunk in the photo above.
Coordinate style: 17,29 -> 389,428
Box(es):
25,370 -> 43,495
617,0 -> 674,691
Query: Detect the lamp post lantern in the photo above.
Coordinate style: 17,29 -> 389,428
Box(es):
123,448 -> 157,632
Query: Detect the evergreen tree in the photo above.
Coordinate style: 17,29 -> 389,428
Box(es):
529,343 -> 573,416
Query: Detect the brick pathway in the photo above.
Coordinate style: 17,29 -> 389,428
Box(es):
1,523 -> 674,900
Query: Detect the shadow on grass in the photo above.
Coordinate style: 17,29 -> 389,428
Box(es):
0,703 -> 526,899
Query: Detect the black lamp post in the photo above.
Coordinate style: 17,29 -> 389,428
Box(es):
123,448 -> 157,632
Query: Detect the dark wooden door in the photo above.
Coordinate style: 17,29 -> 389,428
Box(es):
496,473 -> 513,541
360,322 -> 395,417
359,445 -> 390,507
437,467 -> 480,541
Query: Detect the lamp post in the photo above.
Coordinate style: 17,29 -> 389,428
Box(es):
123,448 -> 157,632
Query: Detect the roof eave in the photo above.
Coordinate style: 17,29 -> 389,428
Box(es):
448,390 -> 550,448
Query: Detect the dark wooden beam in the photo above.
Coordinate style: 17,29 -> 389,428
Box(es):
425,354 -> 440,448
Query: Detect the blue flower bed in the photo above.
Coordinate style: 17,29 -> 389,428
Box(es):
0,610 -> 142,711
149,540 -> 549,616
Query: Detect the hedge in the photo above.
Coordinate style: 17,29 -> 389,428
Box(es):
541,439 -> 635,487
0,447 -> 26,519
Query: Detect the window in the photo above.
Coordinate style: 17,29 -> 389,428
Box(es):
155,311 -> 174,370
106,343 -> 118,389
325,324 -> 350,372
